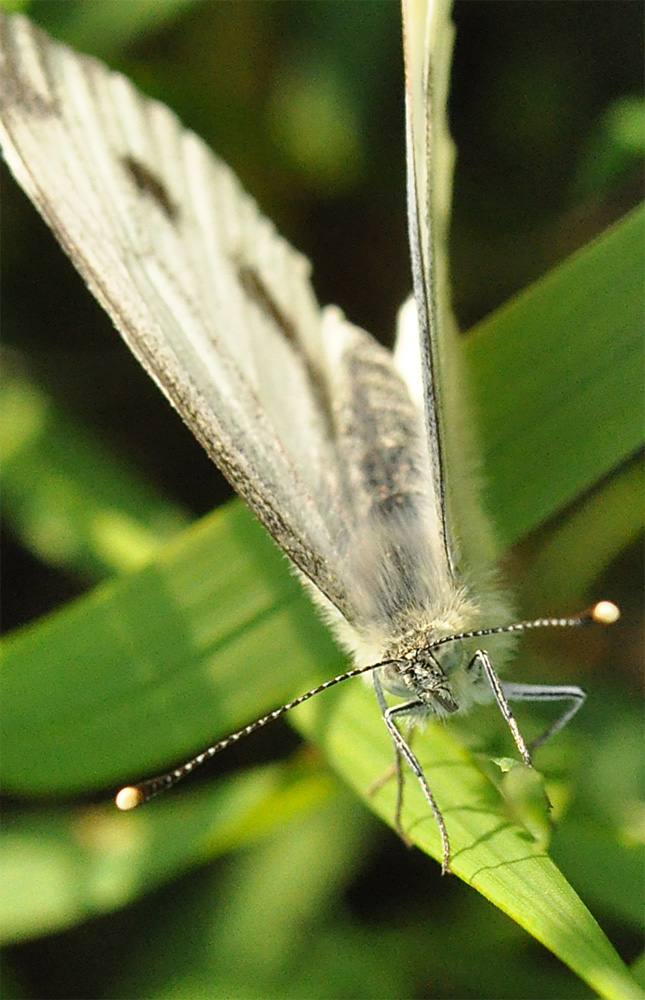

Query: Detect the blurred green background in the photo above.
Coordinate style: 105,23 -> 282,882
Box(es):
1,2 -> 643,998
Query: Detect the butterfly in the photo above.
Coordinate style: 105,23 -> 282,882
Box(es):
0,3 -> 617,873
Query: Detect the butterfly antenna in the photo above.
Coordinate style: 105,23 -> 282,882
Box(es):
115,600 -> 619,811
115,660 -> 379,810
428,600 -> 620,651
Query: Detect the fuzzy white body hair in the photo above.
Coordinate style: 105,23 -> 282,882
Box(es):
301,305 -> 515,719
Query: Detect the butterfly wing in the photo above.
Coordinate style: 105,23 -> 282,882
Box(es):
0,13 -> 359,615
1,10 -> 502,652
400,0 -> 509,617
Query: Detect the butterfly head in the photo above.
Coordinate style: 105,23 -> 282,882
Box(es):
376,622 -> 473,718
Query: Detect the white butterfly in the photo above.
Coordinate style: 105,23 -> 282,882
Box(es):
0,3 -> 617,872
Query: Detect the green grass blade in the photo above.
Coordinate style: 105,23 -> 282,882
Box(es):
1,503 -> 339,793
298,685 -> 643,1000
468,203 -> 644,550
0,363 -> 189,579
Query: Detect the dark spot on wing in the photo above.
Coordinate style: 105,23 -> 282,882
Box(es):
122,155 -> 177,220
237,265 -> 298,344
237,263 -> 337,441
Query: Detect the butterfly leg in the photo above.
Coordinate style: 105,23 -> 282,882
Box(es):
472,649 -> 586,757
374,674 -> 451,873
364,749 -> 413,847
500,681 -> 586,752
471,650 -> 533,767
366,759 -> 399,795
370,674 -> 409,841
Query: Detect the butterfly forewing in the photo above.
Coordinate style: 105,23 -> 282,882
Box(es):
0,12 -> 359,613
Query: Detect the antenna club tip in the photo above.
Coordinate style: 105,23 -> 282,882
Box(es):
115,786 -> 144,811
590,600 -> 620,625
